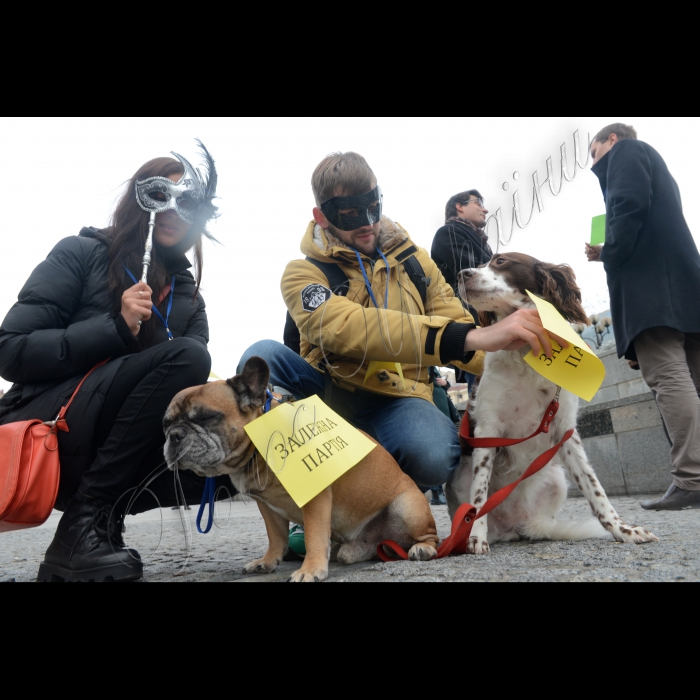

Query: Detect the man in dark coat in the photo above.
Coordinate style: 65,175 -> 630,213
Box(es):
432,190 -> 493,388
587,123 -> 700,511
432,190 -> 493,295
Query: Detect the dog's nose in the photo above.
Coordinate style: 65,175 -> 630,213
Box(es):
458,269 -> 476,283
169,427 -> 187,444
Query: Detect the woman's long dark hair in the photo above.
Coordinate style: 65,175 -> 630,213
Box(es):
104,157 -> 205,349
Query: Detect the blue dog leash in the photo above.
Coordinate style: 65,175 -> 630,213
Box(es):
196,479 -> 218,535
197,390 -> 275,535
264,390 -> 275,414
123,266 -> 176,340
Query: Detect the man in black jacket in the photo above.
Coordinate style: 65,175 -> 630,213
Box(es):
587,123 -> 700,511
432,190 -> 493,389
432,190 -> 493,295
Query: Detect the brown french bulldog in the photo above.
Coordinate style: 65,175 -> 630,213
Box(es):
163,357 -> 439,583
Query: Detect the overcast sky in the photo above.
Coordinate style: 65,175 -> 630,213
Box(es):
2,117 -> 699,393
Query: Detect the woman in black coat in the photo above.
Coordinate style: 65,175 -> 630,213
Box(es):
0,148 -> 229,582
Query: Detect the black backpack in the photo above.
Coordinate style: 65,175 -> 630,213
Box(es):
284,248 -> 430,355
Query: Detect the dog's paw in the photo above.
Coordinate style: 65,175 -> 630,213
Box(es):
613,525 -> 659,545
467,537 -> 491,555
243,558 -> 280,575
408,544 -> 437,562
288,566 -> 328,584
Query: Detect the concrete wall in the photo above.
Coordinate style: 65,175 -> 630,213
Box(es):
572,344 -> 671,497
577,393 -> 672,497
581,344 -> 650,407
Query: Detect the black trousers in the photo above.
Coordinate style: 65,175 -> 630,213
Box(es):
3,339 -> 234,514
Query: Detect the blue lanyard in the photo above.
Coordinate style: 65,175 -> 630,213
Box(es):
196,478 -> 218,535
123,266 -> 176,341
197,390 -> 275,535
354,249 -> 390,310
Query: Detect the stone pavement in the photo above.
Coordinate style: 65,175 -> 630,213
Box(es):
1,495 -> 698,583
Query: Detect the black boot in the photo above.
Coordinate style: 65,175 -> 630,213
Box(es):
37,500 -> 143,583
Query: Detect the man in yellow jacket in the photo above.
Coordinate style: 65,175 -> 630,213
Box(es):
240,152 -> 557,495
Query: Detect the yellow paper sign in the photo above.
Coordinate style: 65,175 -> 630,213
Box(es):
244,395 -> 377,509
364,362 -> 405,389
523,291 -> 606,403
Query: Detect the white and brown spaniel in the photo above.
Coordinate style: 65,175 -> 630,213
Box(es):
448,252 -> 657,554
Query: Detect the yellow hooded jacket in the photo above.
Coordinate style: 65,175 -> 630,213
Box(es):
281,217 -> 484,404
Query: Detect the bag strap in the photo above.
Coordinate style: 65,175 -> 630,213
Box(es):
400,255 -> 430,307
305,254 -> 431,305
283,259 -> 351,356
305,257 -> 350,296
50,360 -> 110,432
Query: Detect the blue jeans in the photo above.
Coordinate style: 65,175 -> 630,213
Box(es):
239,341 -> 461,491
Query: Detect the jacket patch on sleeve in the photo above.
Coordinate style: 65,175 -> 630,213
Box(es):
301,284 -> 333,313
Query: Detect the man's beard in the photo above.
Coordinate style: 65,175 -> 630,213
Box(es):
328,224 -> 378,255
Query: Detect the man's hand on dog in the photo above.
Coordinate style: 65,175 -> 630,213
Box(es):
466,309 -> 569,358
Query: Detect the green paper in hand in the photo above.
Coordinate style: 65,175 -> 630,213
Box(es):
591,215 -> 607,246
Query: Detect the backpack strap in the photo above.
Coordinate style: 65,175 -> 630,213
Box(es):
305,257 -> 350,297
283,258 -> 350,358
396,247 -> 431,307
303,258 -> 352,407
308,252 -> 429,303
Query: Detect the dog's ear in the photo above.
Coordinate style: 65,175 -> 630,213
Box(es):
478,311 -> 498,328
534,263 -> 590,326
227,357 -> 271,412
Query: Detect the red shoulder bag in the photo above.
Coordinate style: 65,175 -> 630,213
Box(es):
0,362 -> 108,534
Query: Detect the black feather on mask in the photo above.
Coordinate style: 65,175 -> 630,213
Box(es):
135,139 -> 221,247
193,138 -> 220,242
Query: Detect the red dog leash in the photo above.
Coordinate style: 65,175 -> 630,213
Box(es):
378,389 -> 575,562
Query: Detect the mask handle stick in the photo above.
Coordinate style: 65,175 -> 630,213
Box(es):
142,211 -> 156,284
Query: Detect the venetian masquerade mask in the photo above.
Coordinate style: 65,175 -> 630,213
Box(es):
135,141 -> 218,226
321,186 -> 383,232
134,140 -> 218,285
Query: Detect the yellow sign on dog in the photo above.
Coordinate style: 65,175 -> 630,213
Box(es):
244,396 -> 377,509
524,291 -> 606,403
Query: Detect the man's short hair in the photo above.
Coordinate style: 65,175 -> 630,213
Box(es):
312,152 -> 377,207
445,190 -> 484,222
594,123 -> 638,144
